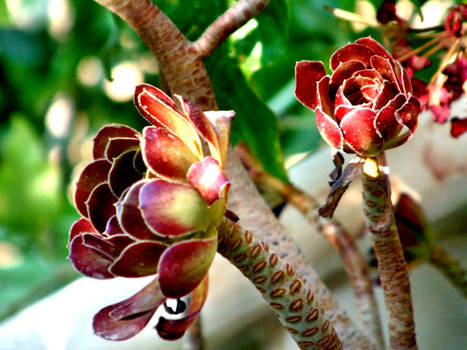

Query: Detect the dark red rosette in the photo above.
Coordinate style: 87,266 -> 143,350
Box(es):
68,84 -> 234,341
295,37 -> 420,157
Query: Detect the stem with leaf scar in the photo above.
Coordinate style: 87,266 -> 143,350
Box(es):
218,216 -> 342,350
362,154 -> 417,350
237,143 -> 384,349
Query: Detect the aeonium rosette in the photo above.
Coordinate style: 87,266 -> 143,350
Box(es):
295,37 -> 420,157
68,83 -> 234,341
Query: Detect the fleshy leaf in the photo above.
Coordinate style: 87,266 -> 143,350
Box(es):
397,61 -> 412,95
108,149 -> 144,197
204,110 -> 234,166
370,56 -> 400,91
141,126 -> 198,182
74,159 -> 111,217
118,181 -> 159,240
93,124 -> 138,160
86,183 -> 117,233
330,43 -> 375,70
317,76 -> 334,117
176,95 -> 223,164
105,137 -> 140,161
156,276 -> 209,340
375,94 -> 406,140
395,96 -> 420,135
93,278 -> 165,341
187,157 -> 230,205
295,60 -> 327,110
340,108 -> 382,156
355,37 -> 392,59
105,215 -> 124,236
68,217 -> 96,246
134,84 -> 203,159
139,180 -> 214,237
329,60 -> 366,96
69,234 -> 115,279
110,241 -> 167,277
158,237 -> 217,298
315,107 -> 343,150
374,81 -> 397,110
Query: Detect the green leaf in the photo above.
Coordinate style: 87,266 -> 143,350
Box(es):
230,0 -> 290,80
407,0 -> 428,20
280,113 -> 322,158
0,116 -> 63,249
206,47 -> 288,182
0,0 -> 11,27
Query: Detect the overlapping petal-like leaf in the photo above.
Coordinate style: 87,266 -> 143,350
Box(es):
86,183 -> 118,233
69,83 -> 233,343
74,159 -> 111,217
158,237 -> 217,298
187,157 -> 230,205
93,278 -> 165,341
141,126 -> 199,182
139,180 -> 214,237
134,84 -> 203,159
295,37 -> 420,157
92,124 -> 139,160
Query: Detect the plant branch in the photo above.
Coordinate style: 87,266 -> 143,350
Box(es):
194,0 -> 271,58
93,0 -> 373,347
237,144 -> 384,349
218,217 -> 342,350
278,186 -> 383,349
226,150 -> 374,349
94,0 -> 217,109
429,244 -> 467,298
362,155 -> 417,350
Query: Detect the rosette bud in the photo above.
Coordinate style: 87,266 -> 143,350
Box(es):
295,37 -> 420,157
68,84 -> 234,341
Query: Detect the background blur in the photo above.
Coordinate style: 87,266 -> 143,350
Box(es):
0,0 -> 465,347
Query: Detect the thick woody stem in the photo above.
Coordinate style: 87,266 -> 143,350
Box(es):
93,1 -> 373,347
286,191 -> 383,350
194,0 -> 271,58
226,151 -> 374,350
246,165 -> 383,349
94,0 -> 217,109
362,155 -> 417,350
429,245 -> 467,298
218,217 -> 342,350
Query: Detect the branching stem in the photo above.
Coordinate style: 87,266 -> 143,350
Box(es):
238,146 -> 383,349
362,154 -> 417,350
93,0 -> 374,347
429,244 -> 467,298
194,0 -> 271,58
218,217 -> 342,350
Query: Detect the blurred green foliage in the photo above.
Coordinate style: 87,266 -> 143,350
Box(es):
0,0 -> 447,319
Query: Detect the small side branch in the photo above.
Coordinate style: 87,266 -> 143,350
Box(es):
362,155 -> 417,350
194,0 -> 271,58
218,217 -> 343,350
429,245 -> 467,298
